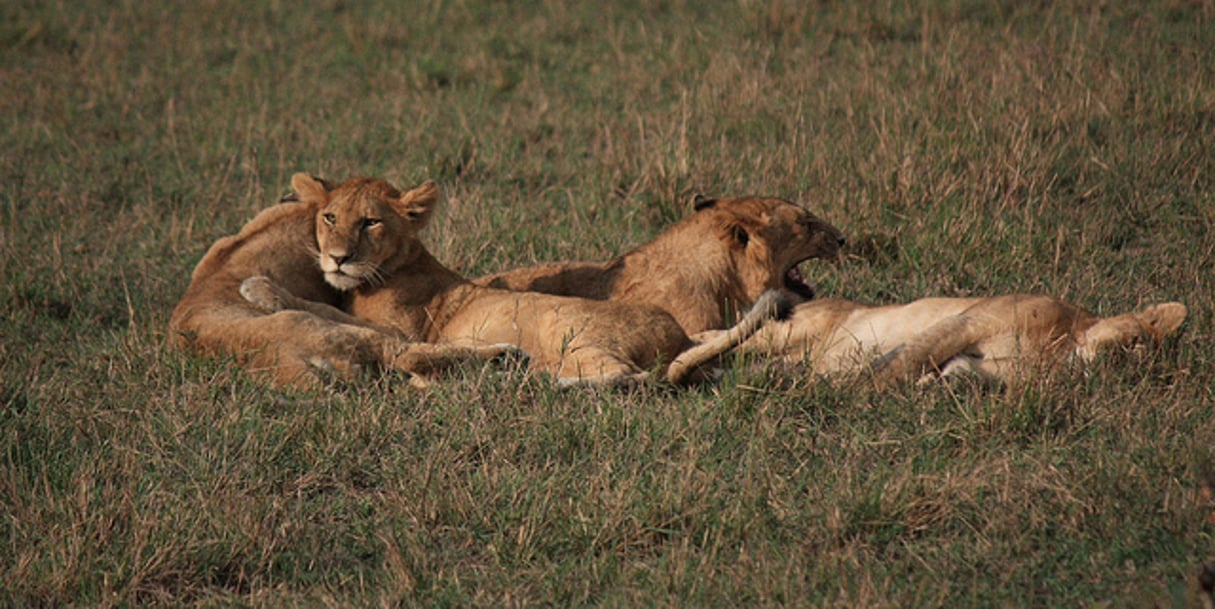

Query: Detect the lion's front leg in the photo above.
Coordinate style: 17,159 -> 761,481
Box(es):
239,275 -> 296,313
381,340 -> 524,377
241,275 -> 389,330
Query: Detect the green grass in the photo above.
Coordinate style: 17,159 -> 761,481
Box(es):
3,0 -> 1214,606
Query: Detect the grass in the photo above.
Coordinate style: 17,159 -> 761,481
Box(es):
2,0 -> 1214,606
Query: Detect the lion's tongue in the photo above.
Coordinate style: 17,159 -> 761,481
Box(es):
785,266 -> 815,300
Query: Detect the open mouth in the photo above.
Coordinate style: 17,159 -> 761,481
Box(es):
783,263 -> 816,301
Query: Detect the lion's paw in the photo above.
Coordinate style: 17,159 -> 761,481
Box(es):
240,275 -> 286,312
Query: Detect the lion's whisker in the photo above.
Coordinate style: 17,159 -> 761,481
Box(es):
368,266 -> 386,288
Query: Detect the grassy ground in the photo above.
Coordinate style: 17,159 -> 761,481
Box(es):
3,1 -> 1214,606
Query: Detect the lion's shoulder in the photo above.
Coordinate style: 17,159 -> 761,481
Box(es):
189,201 -> 316,282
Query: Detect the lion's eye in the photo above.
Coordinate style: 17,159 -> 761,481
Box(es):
322,213 -> 336,225
362,218 -> 381,229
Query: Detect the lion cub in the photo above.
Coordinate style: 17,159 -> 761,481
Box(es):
742,294 -> 1187,384
242,174 -> 791,387
478,194 -> 844,335
170,180 -> 516,389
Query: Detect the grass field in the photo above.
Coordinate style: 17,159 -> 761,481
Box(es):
3,1 -> 1214,606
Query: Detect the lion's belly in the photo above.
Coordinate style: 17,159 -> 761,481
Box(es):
813,298 -> 982,373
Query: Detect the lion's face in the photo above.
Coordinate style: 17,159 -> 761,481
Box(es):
291,173 -> 438,291
694,196 -> 844,302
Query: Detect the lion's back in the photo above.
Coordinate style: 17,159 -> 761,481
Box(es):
169,201 -> 336,341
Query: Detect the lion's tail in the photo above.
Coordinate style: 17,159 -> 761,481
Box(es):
868,314 -> 991,385
665,290 -> 794,384
1078,301 -> 1187,360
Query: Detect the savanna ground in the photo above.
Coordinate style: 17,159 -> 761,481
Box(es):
3,1 -> 1214,606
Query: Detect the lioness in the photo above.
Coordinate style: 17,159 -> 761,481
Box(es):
168,183 -> 515,388
739,295 -> 1187,384
241,175 -> 793,387
477,194 -> 844,334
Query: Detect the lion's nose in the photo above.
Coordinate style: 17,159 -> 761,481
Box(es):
330,253 -> 351,266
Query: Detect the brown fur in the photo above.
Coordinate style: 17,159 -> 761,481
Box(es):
738,295 -> 1187,384
168,185 -> 516,388
242,175 -> 791,387
476,194 -> 843,334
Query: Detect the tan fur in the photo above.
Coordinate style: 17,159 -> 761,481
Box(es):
168,181 -> 516,389
476,194 -> 843,334
739,295 -> 1187,384
243,175 -> 791,387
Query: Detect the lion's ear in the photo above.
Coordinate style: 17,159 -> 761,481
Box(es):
731,224 -> 750,247
717,220 -> 751,249
718,212 -> 762,249
291,173 -> 330,204
692,194 -> 718,211
395,180 -> 440,226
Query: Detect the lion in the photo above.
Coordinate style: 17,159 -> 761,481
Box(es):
476,193 -> 844,335
168,182 -> 517,389
736,294 -> 1187,384
239,174 -> 793,387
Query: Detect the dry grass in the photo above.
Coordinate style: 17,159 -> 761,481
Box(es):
2,1 -> 1214,606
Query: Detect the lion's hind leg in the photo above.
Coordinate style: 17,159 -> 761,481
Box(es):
224,310 -> 385,388
870,314 -> 991,385
546,346 -> 648,388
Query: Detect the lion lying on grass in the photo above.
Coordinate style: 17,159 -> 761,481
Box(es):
168,182 -> 515,389
737,294 -> 1187,384
477,194 -> 844,334
239,174 -> 792,387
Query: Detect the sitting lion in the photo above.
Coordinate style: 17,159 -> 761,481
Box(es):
476,194 -> 844,335
737,294 -> 1187,384
168,180 -> 515,389
240,174 -> 793,387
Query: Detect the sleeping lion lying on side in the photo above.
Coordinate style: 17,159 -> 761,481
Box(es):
733,294 -> 1187,384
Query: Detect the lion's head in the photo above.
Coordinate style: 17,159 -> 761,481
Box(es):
687,195 -> 843,302
291,173 -> 439,291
